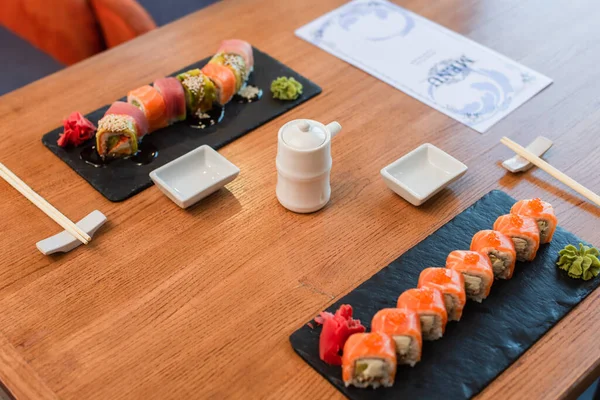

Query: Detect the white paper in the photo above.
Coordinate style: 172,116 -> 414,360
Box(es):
295,0 -> 553,133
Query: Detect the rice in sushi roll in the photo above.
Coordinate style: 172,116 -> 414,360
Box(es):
342,332 -> 396,388
470,230 -> 517,279
397,287 -> 447,340
371,308 -> 422,366
493,214 -> 540,261
446,250 -> 494,302
417,267 -> 466,321
510,198 -> 557,244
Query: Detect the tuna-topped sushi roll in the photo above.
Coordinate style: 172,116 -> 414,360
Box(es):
153,77 -> 186,123
176,69 -> 216,117
494,214 -> 540,261
201,63 -> 237,106
371,308 -> 422,366
209,52 -> 248,93
127,85 -> 168,133
446,250 -> 494,303
397,287 -> 447,341
471,230 -> 516,279
417,267 -> 466,321
342,332 -> 396,389
511,198 -> 557,244
217,39 -> 254,75
96,101 -> 148,158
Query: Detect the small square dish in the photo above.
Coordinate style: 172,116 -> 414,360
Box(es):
381,143 -> 467,206
150,145 -> 240,209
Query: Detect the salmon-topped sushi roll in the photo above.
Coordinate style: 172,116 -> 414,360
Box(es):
470,230 -> 516,279
397,287 -> 447,341
371,308 -> 422,366
511,198 -> 557,244
210,52 -> 248,93
417,267 -> 466,321
493,214 -> 540,261
446,250 -> 494,303
201,63 -> 236,106
342,332 -> 396,389
128,85 -> 169,133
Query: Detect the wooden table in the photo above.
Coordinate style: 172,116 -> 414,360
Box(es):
1,0 -> 600,398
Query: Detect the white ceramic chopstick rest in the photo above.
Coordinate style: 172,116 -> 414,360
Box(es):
36,210 -> 107,255
502,136 -> 553,173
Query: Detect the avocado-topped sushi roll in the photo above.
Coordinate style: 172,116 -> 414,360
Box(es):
371,308 -> 421,366
493,214 -> 541,261
176,69 -> 216,116
446,250 -> 494,302
397,287 -> 447,340
342,332 -> 396,388
417,267 -> 466,321
210,52 -> 248,92
471,230 -> 516,279
95,101 -> 148,158
511,198 -> 557,244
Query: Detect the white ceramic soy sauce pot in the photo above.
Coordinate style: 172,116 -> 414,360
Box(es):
276,119 -> 342,213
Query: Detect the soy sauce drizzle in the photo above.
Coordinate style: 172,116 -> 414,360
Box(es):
80,142 -> 158,167
190,105 -> 225,129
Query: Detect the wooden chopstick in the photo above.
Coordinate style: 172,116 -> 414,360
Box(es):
500,137 -> 600,207
0,163 -> 91,244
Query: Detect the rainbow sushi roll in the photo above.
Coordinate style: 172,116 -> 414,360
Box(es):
127,85 -> 169,132
217,39 -> 254,73
417,267 -> 466,321
176,69 -> 216,117
510,198 -> 557,244
471,230 -> 517,279
201,63 -> 237,106
493,214 -> 541,261
342,332 -> 396,388
210,52 -> 248,93
95,101 -> 148,158
371,308 -> 421,366
446,250 -> 494,302
397,287 -> 447,341
153,77 -> 186,123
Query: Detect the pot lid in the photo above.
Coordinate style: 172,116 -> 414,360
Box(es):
282,120 -> 326,150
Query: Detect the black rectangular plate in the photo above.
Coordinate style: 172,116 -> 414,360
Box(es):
290,190 -> 599,399
42,47 -> 321,202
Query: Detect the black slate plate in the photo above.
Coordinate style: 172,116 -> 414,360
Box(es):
290,190 -> 598,400
42,47 -> 321,202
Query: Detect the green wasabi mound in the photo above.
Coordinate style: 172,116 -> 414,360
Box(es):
557,243 -> 600,280
271,77 -> 303,100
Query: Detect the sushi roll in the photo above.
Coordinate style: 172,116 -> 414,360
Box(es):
396,287 -> 447,341
417,267 -> 466,321
470,230 -> 516,279
446,250 -> 494,303
153,77 -> 186,123
201,63 -> 237,106
209,52 -> 248,93
493,214 -> 541,261
342,332 -> 396,388
95,101 -> 148,158
371,308 -> 422,366
510,198 -> 557,244
127,85 -> 169,133
176,69 -> 216,116
217,39 -> 254,74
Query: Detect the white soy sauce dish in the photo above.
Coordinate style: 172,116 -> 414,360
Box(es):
276,119 -> 342,213
381,143 -> 467,206
150,145 -> 240,209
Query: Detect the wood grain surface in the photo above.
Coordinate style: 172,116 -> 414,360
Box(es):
1,0 -> 599,399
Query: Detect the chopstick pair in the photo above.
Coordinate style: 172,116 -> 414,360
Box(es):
0,162 -> 91,245
500,137 -> 600,208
